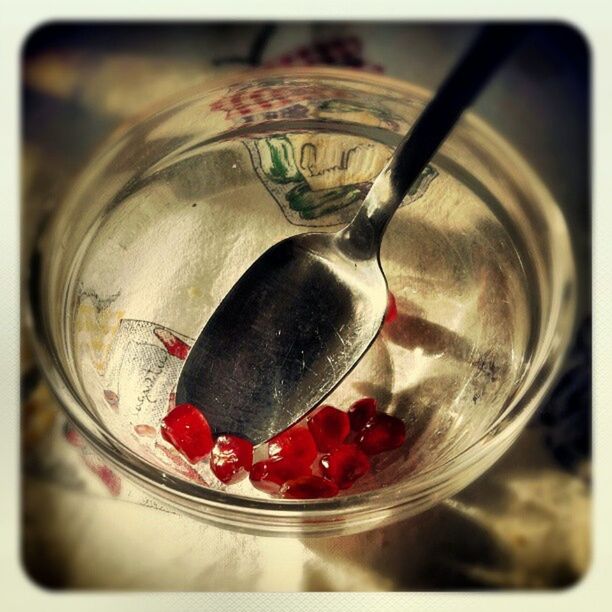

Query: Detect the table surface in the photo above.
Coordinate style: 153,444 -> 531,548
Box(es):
21,22 -> 591,590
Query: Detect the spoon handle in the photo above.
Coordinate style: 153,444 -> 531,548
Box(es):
339,25 -> 530,258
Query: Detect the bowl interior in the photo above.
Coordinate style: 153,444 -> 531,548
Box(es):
35,69 -> 574,530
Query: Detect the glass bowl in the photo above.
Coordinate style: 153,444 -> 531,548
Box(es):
28,67 -> 576,536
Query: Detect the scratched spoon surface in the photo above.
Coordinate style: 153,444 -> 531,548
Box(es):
176,26 -> 527,444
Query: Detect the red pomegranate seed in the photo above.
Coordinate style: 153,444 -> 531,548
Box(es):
161,403 -> 213,463
280,476 -> 339,499
307,405 -> 350,452
357,413 -> 406,455
154,328 -> 190,360
268,426 -> 317,466
250,457 -> 312,493
348,397 -> 378,432
320,444 -> 370,489
385,292 -> 398,324
210,434 -> 253,484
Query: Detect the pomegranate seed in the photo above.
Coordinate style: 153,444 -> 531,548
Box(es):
348,397 -> 377,431
250,457 -> 312,493
307,405 -> 350,452
161,403 -> 213,463
154,328 -> 190,360
385,292 -> 398,324
320,444 -> 370,489
210,435 -> 253,484
357,413 -> 406,455
280,476 -> 339,499
268,426 -> 317,466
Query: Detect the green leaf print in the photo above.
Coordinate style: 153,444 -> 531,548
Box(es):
286,182 -> 366,220
262,136 -> 303,184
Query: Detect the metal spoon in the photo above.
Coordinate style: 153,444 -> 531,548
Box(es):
176,25 -> 527,444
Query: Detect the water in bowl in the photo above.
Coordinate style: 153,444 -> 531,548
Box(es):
69,118 -> 533,496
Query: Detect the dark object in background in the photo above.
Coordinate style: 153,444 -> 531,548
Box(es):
538,317 -> 591,472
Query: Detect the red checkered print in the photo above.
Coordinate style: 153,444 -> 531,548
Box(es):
210,37 -> 384,123
211,83 -> 353,122
264,37 -> 383,73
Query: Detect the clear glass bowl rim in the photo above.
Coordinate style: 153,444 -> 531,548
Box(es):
27,66 -> 577,535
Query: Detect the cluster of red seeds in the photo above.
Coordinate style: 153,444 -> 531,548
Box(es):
160,397 -> 406,499
160,403 -> 252,484
159,292 -> 403,498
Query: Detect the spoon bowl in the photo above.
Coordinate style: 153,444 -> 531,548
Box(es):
176,231 -> 387,444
